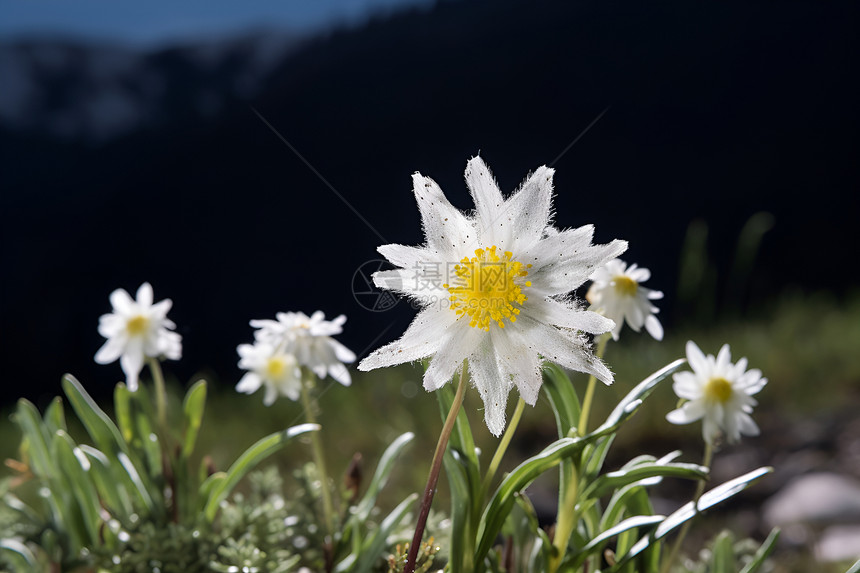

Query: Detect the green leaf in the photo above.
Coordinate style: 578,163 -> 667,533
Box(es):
570,514 -> 665,568
203,423 -> 319,521
352,493 -> 419,573
609,467 -> 773,571
14,399 -> 54,477
541,363 -> 580,437
738,528 -> 780,573
114,383 -> 134,443
845,557 -> 860,573
582,460 -> 708,500
0,539 -> 39,570
353,432 -> 414,522
711,530 -> 735,573
51,431 -> 102,545
476,437 -> 585,564
181,379 -> 207,459
443,448 -> 476,573
78,445 -> 134,520
44,398 -> 67,434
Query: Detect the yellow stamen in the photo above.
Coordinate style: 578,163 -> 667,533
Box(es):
613,275 -> 638,297
126,315 -> 149,335
442,245 -> 530,331
266,356 -> 287,379
704,377 -> 733,404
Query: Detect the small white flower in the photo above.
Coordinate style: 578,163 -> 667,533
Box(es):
94,282 -> 182,391
248,311 -> 356,387
666,341 -> 767,445
586,258 -> 664,341
236,342 -> 303,405
358,156 -> 627,436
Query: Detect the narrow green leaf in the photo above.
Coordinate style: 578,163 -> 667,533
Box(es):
570,515 -> 665,568
845,557 -> 860,573
14,399 -> 54,477
114,383 -> 134,443
609,467 -> 773,571
738,528 -> 780,573
44,398 -> 67,434
352,493 -> 419,573
711,530 -> 735,573
181,379 -> 207,459
0,539 -> 39,569
78,445 -> 133,520
443,448 -> 475,573
51,431 -> 102,545
582,461 -> 708,500
204,423 -> 319,521
353,432 -> 414,522
541,363 -> 580,437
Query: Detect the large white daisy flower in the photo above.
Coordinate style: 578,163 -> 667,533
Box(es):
236,342 -> 303,405
358,156 -> 627,436
586,258 -> 664,341
249,311 -> 356,387
666,341 -> 767,445
94,282 -> 182,391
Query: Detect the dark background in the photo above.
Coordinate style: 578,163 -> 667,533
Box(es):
1,0 -> 857,406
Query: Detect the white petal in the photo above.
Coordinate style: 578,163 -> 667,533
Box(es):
737,412 -> 760,437
505,165 -> 554,251
467,345 -> 511,437
528,297 -> 615,335
109,289 -> 135,315
646,289 -> 664,300
715,344 -> 732,372
236,372 -> 262,394
412,173 -> 475,259
120,346 -> 145,392
423,325 -> 481,391
628,267 -> 651,282
95,336 -> 126,364
491,327 -> 542,405
358,306 -> 455,370
672,371 -> 702,400
149,299 -> 173,320
666,400 -> 706,425
136,282 -> 153,308
328,339 -> 356,364
327,362 -> 352,386
644,315 -> 664,341
464,156 -> 505,245
378,243 -> 434,269
520,317 -> 612,384
685,340 -> 708,375
528,239 -> 628,295
519,225 -> 594,267
263,384 -> 278,406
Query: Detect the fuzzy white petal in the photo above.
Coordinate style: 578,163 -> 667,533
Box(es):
359,306 -> 455,371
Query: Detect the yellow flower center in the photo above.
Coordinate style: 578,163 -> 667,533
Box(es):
704,377 -> 733,403
613,275 -> 638,297
266,356 -> 287,379
443,246 -> 531,331
126,315 -> 149,335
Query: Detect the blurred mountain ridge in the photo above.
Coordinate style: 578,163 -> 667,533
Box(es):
0,0 -> 856,404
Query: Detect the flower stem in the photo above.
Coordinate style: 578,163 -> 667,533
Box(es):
549,461 -> 580,573
577,333 -> 610,436
405,363 -> 469,573
147,357 -> 168,431
300,371 -> 336,539
480,397 -> 525,498
660,442 -> 714,573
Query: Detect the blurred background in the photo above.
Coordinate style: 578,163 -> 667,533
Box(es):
1,0 -> 858,570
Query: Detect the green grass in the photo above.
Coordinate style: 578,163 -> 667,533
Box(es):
2,290 -> 859,572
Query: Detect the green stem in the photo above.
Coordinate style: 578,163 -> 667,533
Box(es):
480,398 -> 526,498
549,462 -> 580,573
577,333 -> 610,436
660,442 -> 714,573
147,357 -> 168,432
405,363 -> 469,573
300,371 -> 336,539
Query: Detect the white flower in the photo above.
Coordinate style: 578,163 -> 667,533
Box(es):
248,311 -> 356,387
586,258 -> 664,341
94,282 -> 182,391
357,156 -> 627,436
236,342 -> 303,405
666,341 -> 767,445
